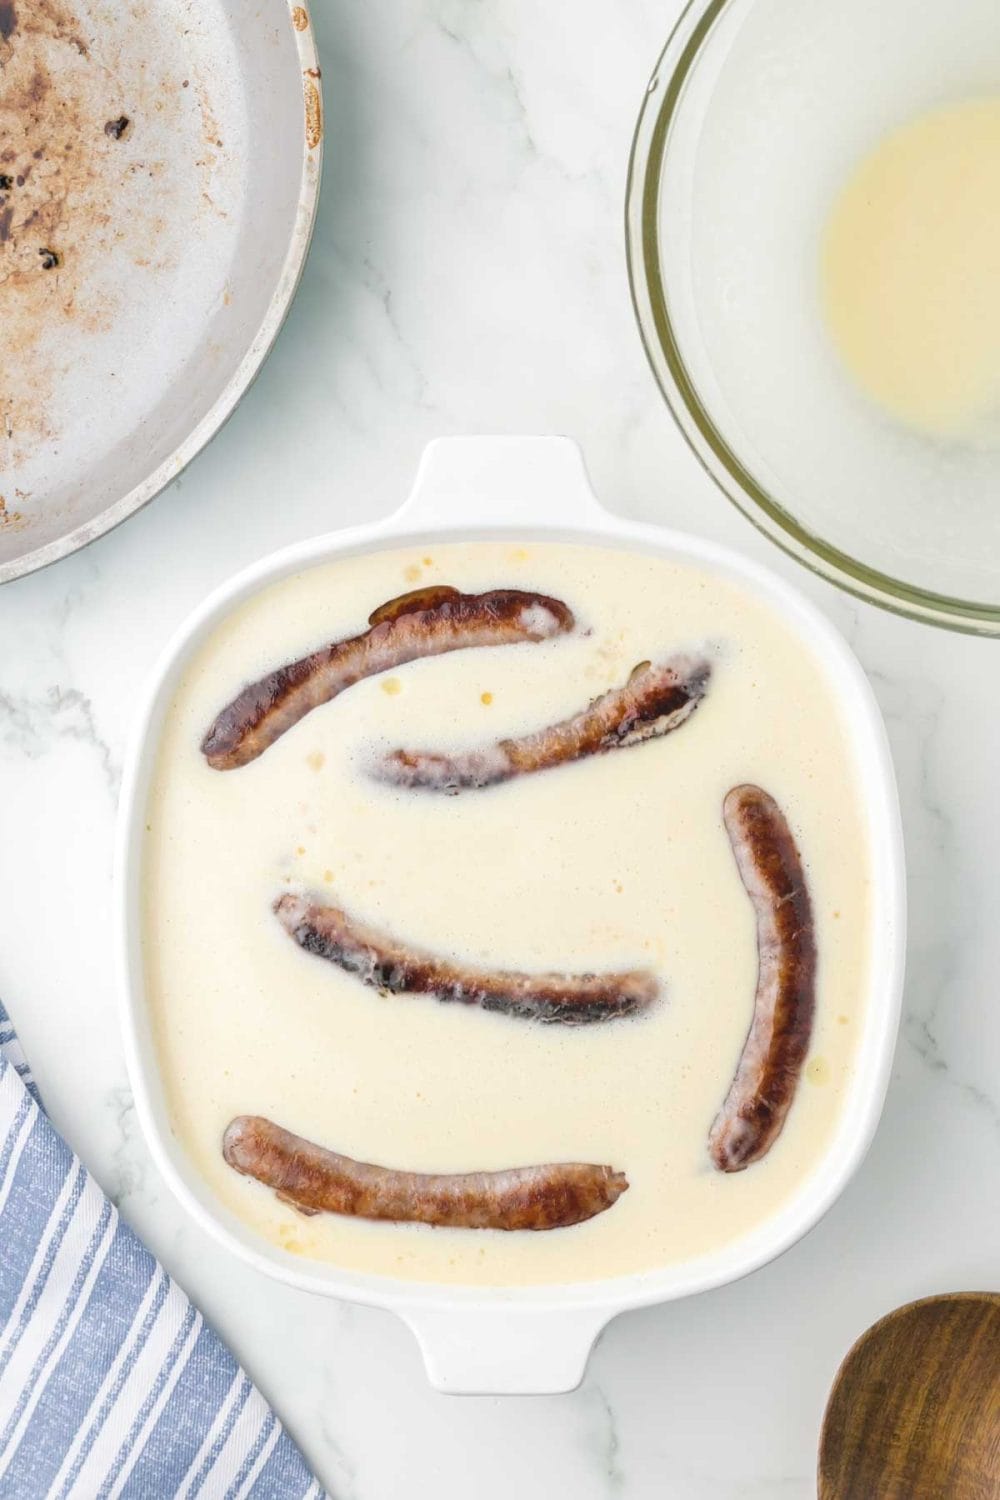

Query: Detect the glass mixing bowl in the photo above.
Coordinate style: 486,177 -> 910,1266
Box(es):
626,0 -> 1000,633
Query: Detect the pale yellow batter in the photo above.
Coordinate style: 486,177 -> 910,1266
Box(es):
822,98 -> 1000,438
143,542 -> 871,1286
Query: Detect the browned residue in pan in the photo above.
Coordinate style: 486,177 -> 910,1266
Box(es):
291,6 -> 309,30
0,495 -> 27,531
0,0 -> 118,460
0,1 -> 104,460
0,0 -> 202,474
304,76 -> 322,150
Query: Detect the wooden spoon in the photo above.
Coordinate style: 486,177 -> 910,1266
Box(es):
819,1292 -> 1000,1499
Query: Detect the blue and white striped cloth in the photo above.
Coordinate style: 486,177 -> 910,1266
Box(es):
0,1001 -> 326,1499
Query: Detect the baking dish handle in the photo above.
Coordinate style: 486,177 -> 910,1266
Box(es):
400,1304 -> 612,1395
388,435 -> 615,533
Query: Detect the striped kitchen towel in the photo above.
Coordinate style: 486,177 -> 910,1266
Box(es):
0,1000 -> 326,1499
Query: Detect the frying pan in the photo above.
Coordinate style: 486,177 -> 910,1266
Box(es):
0,0 -> 321,583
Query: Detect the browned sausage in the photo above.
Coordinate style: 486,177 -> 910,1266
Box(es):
201,585 -> 575,771
375,653 -> 711,791
274,892 -> 658,1024
708,784 -> 817,1171
223,1115 -> 629,1229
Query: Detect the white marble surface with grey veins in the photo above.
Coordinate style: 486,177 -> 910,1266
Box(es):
1,2 -> 998,1496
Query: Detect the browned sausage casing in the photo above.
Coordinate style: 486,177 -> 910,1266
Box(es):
201,585 -> 575,770
223,1115 -> 629,1230
376,653 -> 711,791
708,784 -> 817,1172
274,892 -> 658,1024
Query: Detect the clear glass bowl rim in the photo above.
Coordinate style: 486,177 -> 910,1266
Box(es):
625,0 -> 1000,636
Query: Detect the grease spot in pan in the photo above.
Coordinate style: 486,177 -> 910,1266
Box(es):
304,76 -> 322,149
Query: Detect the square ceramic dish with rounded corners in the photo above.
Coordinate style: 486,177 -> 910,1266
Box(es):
117,436 -> 905,1395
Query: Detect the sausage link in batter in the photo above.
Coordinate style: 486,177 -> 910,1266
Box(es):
223,1115 -> 629,1229
201,585 -> 575,770
708,784 -> 817,1171
375,653 -> 711,791
274,892 -> 658,1024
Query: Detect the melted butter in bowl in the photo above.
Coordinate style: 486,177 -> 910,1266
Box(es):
142,541 -> 873,1287
822,98 -> 1000,440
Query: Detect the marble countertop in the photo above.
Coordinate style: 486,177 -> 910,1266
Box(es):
2,2 -> 998,1495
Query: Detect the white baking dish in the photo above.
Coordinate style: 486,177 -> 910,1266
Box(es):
116,436 -> 905,1395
